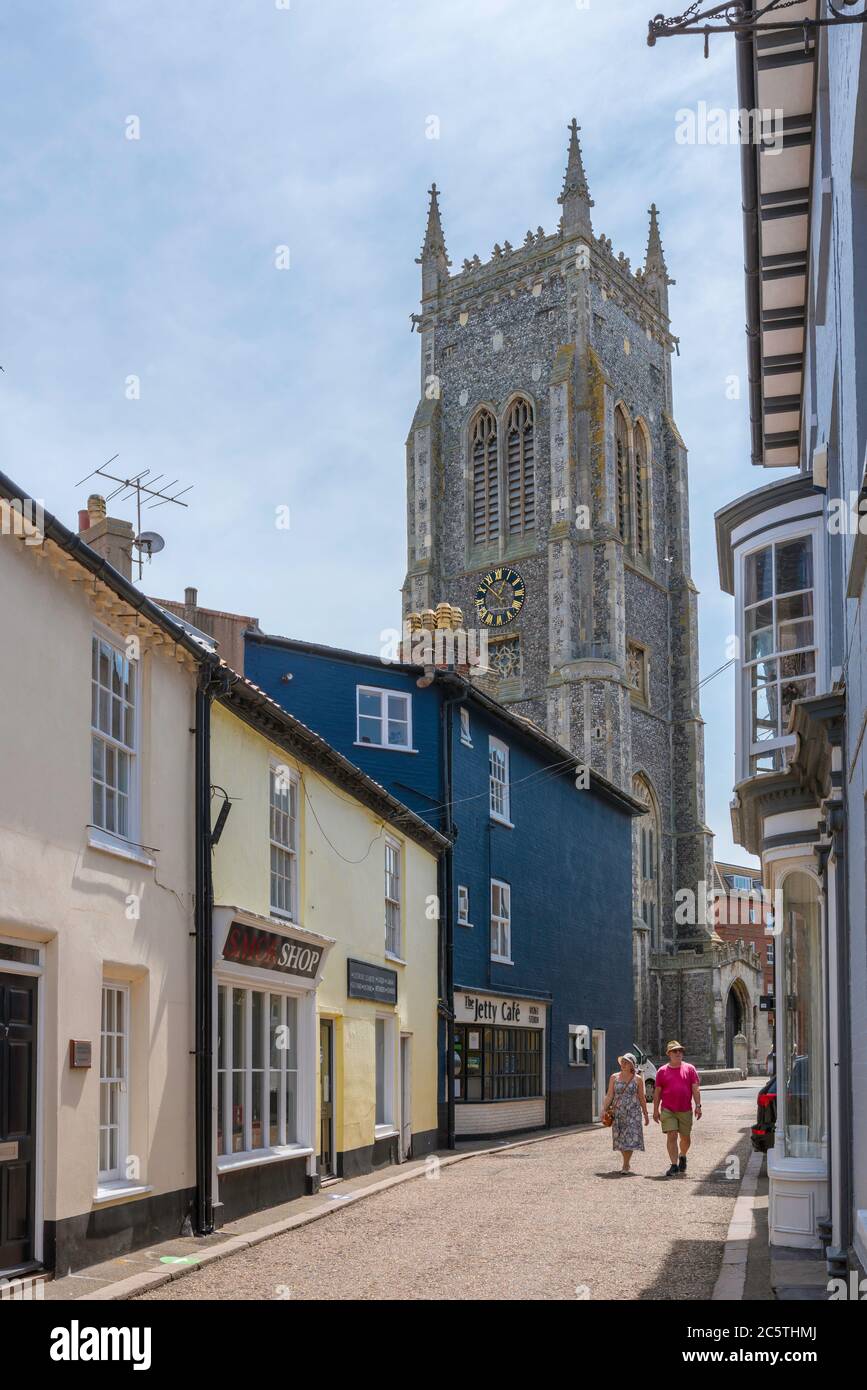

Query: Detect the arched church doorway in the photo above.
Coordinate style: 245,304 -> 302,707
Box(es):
725,984 -> 746,1068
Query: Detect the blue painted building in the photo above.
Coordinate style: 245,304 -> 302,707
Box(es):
246,632 -> 640,1140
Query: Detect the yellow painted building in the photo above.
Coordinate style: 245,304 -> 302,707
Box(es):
209,682 -> 446,1221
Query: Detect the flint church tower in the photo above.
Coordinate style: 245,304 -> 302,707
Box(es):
403,122 -> 729,1065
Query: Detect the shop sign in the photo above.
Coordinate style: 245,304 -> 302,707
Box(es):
759,995 -> 775,1012
223,920 -> 322,980
455,992 -> 545,1028
347,959 -> 398,1005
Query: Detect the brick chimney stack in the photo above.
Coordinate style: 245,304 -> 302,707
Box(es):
77,494 -> 135,581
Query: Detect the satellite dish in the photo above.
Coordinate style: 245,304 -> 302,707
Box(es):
135,530 -> 165,558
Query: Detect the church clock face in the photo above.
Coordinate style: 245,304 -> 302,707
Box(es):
475,567 -> 526,627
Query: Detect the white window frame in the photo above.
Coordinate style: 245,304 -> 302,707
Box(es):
457,884 -> 471,927
90,627 -> 140,850
488,736 -> 511,825
385,836 -> 402,958
375,1014 -> 397,1136
460,706 -> 472,746
269,763 -> 299,921
216,982 -> 305,1166
735,516 -> 826,781
490,878 -> 512,964
355,685 -> 413,752
98,983 -> 130,1183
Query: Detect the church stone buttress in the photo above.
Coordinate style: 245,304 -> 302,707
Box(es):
402,122 -> 720,1064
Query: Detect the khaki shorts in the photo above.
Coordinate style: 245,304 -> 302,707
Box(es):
660,1108 -> 693,1136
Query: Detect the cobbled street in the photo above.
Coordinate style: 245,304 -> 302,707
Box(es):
138,1082 -> 760,1302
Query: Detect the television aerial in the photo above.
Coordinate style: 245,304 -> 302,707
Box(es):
75,455 -> 192,579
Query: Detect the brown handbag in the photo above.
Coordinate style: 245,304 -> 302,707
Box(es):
602,1086 -> 624,1128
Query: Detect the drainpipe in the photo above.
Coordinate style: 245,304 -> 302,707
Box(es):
830,799 -> 852,1261
441,688 -> 467,1152
193,665 -> 236,1235
193,678 -> 215,1235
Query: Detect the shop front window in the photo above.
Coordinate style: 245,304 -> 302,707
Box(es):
780,872 -> 825,1160
453,1024 -> 543,1102
216,984 -> 299,1158
743,536 -> 816,775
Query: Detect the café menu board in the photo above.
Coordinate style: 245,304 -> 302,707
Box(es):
347,958 -> 398,1005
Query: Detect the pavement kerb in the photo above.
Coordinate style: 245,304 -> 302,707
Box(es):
711,1146 -> 764,1300
77,1121 -> 597,1301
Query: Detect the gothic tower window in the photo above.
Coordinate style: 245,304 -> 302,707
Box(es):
506,397 -> 535,536
632,774 -> 661,947
615,408 -> 631,544
633,421 -> 651,558
471,409 -> 499,545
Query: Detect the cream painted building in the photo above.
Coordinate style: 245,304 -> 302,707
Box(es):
208,684 -> 446,1224
0,476 -> 447,1277
0,481 -> 206,1278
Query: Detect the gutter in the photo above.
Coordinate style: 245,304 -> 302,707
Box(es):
734,15 -> 764,468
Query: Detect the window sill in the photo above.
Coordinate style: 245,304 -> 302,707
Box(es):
490,955 -> 514,966
460,738 -> 473,749
93,1181 -> 153,1206
87,830 -> 155,869
217,1144 -> 314,1173
269,908 -> 297,925
374,1125 -> 399,1141
457,921 -> 474,930
354,742 -> 418,755
384,950 -> 406,966
490,815 -> 515,830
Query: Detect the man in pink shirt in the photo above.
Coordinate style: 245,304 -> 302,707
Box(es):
653,1041 -> 701,1176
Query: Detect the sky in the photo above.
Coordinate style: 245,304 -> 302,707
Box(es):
0,0 -> 766,865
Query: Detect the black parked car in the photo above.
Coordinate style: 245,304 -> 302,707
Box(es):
752,1074 -> 776,1151
751,1055 -> 809,1153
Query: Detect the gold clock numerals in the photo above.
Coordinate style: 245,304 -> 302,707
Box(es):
474,567 -> 526,626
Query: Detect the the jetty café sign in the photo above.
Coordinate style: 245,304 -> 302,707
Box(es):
223,920 -> 322,980
455,992 -> 545,1028
347,959 -> 398,1005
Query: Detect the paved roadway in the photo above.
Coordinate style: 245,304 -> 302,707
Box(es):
138,1081 -> 763,1302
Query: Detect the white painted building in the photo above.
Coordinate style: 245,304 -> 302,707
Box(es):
713,2 -> 866,1275
0,482 -> 204,1278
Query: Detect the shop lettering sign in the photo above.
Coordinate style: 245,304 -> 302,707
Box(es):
223,921 -> 322,979
455,992 -> 545,1028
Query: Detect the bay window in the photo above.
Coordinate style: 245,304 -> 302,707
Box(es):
744,535 -> 816,774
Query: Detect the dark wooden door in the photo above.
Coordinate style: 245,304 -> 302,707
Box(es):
318,1020 -> 334,1177
0,973 -> 38,1273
